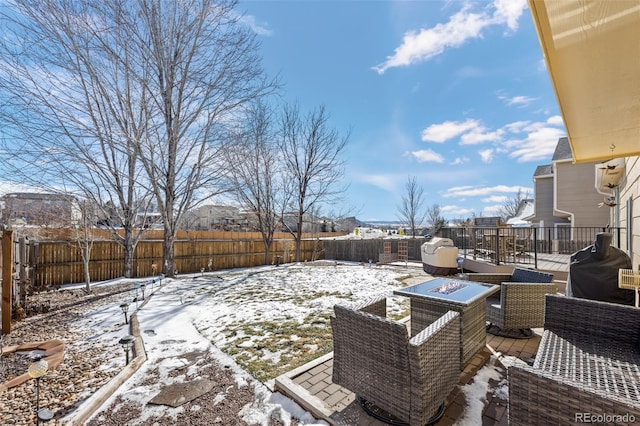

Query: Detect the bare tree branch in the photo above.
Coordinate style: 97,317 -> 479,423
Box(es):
279,103 -> 349,261
397,176 -> 427,237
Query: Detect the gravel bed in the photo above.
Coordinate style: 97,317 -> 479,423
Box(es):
1,283 -> 305,425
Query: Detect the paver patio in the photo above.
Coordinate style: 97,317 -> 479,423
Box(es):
275,323 -> 543,425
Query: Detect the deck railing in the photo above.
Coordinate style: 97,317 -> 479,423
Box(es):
440,226 -> 622,268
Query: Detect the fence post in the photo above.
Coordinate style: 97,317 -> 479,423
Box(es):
2,230 -> 13,335
533,227 -> 538,269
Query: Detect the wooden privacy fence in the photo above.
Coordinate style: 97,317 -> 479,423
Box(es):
322,238 -> 425,264
24,233 -> 337,287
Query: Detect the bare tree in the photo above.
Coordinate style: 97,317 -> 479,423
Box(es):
0,0 -> 275,277
0,0 -> 156,277
133,0 -> 275,276
397,176 -> 427,237
279,103 -> 349,262
498,189 -> 530,221
426,203 -> 448,235
225,100 -> 287,264
70,200 -> 97,293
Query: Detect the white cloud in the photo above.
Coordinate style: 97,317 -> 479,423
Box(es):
460,127 -> 504,145
546,115 -> 564,126
411,149 -> 445,163
493,0 -> 528,32
451,156 -> 470,165
443,184 -> 531,198
441,205 -> 476,217
421,119 -> 479,143
478,148 -> 494,163
419,113 -> 565,163
482,204 -> 503,216
238,14 -> 272,36
508,126 -> 566,162
503,120 -> 531,133
506,95 -> 537,107
482,195 -> 508,203
358,173 -> 399,192
373,0 -> 527,74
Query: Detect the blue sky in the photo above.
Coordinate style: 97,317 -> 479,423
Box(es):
238,0 -> 567,222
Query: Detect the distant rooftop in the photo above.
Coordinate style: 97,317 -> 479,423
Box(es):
534,164 -> 553,177
552,136 -> 572,161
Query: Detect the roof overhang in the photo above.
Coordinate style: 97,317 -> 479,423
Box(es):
528,0 -> 640,163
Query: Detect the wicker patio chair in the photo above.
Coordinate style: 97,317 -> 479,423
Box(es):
462,268 -> 555,338
331,295 -> 460,426
509,294 -> 640,424
486,282 -> 557,338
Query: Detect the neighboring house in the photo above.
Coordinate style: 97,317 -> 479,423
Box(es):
524,137 -> 609,234
182,205 -> 252,231
506,199 -> 534,227
0,192 -> 81,227
551,137 -> 610,228
524,165 -> 569,228
474,217 -> 503,227
528,1 -> 639,269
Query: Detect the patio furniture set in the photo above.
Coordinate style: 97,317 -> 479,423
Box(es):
330,267 -> 640,425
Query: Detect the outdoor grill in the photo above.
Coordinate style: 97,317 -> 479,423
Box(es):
567,232 -> 636,305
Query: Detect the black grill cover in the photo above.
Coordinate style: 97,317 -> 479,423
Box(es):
569,232 -> 635,305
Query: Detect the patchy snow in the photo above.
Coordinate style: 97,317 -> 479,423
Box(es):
454,355 -> 506,426
71,262 -> 424,425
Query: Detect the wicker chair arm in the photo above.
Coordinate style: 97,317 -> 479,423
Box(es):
339,294 -> 388,318
462,273 -> 512,285
509,363 -> 640,424
502,282 -> 557,293
408,310 -> 460,349
544,294 -> 640,343
408,310 -> 461,425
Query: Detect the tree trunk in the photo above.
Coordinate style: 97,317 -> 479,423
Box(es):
295,210 -> 303,262
163,234 -> 175,277
83,242 -> 91,293
122,227 -> 135,278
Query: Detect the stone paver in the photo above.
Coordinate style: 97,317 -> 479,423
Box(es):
275,329 -> 544,425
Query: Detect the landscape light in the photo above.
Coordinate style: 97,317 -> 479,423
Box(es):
119,303 -> 129,325
119,335 -> 135,364
28,353 -> 53,425
140,283 -> 146,300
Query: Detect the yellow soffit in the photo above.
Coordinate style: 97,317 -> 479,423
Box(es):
528,0 -> 640,163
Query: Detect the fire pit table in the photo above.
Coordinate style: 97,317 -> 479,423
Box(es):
394,277 -> 498,369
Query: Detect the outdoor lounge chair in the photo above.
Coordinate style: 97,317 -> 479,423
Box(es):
485,282 -> 557,338
462,267 -> 555,338
331,295 -> 460,426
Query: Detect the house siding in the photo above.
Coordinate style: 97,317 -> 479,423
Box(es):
555,161 -> 611,228
617,156 -> 640,269
532,176 -> 563,225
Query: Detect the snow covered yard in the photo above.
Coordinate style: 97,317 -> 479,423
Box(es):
81,262 -> 420,424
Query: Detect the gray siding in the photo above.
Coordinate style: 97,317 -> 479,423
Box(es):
532,176 -> 557,225
617,156 -> 640,269
555,161 -> 611,227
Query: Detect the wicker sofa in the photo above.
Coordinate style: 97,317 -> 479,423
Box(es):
331,295 -> 460,426
509,294 -> 640,424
